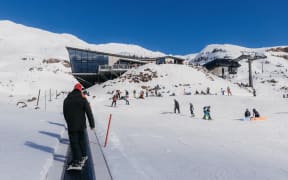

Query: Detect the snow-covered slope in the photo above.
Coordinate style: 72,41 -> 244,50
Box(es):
185,44 -> 288,96
0,20 -> 166,101
89,63 -> 251,98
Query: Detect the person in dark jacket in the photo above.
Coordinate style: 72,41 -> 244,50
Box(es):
63,83 -> 95,170
189,103 -> 194,117
203,106 -> 212,120
252,108 -> 260,118
244,108 -> 251,120
174,99 -> 180,113
253,89 -> 256,97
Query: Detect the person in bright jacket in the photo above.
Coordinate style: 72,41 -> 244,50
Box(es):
63,83 -> 95,170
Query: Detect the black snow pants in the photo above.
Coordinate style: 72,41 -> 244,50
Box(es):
68,130 -> 87,163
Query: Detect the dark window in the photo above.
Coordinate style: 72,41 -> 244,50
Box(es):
67,48 -> 109,73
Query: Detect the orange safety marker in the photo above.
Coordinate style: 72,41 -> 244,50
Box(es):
104,114 -> 112,147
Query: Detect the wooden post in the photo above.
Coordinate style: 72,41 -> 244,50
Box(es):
104,114 -> 112,147
36,89 -> 41,107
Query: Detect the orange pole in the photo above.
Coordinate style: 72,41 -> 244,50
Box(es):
104,114 -> 112,147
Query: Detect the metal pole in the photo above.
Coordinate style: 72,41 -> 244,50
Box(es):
262,61 -> 264,73
45,90 -> 47,111
248,59 -> 253,88
36,89 -> 41,107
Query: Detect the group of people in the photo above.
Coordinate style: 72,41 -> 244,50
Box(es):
220,86 -> 232,96
173,99 -> 212,120
174,99 -> 261,121
111,90 -> 130,107
244,108 -> 260,120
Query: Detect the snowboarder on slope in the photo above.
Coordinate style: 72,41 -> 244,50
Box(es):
63,83 -> 95,170
252,108 -> 260,118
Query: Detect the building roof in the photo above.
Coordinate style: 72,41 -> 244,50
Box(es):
156,55 -> 185,61
66,46 -> 157,61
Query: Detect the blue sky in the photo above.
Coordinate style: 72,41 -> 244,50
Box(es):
1,0 -> 287,55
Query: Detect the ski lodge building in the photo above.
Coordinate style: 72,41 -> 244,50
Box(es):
66,47 -> 184,87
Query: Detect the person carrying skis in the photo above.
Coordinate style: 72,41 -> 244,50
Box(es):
63,83 -> 95,170
189,103 -> 194,117
244,108 -> 251,120
174,99 -> 180,114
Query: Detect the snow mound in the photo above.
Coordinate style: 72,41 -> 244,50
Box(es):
89,63 -> 251,97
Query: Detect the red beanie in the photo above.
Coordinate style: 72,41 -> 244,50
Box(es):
74,83 -> 82,91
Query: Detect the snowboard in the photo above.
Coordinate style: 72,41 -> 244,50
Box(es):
66,164 -> 82,171
250,116 -> 267,121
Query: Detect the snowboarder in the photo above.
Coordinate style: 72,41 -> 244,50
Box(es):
174,99 -> 180,114
244,108 -> 251,120
189,103 -> 194,117
111,94 -> 117,107
63,83 -> 95,171
252,108 -> 260,118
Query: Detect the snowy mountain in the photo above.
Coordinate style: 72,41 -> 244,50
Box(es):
2,20 -> 288,180
0,20 -> 166,102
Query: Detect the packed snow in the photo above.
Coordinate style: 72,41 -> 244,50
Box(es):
1,20 -> 288,180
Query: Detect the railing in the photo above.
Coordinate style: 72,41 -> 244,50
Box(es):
98,64 -> 138,72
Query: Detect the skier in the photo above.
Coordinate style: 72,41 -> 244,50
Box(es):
252,108 -> 260,118
111,94 -> 117,107
174,99 -> 180,114
244,108 -> 251,120
227,86 -> 232,96
189,103 -> 194,117
203,106 -> 212,120
63,83 -> 95,170
253,88 -> 256,97
133,89 -> 136,98
206,87 -> 210,95
221,88 -> 225,95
